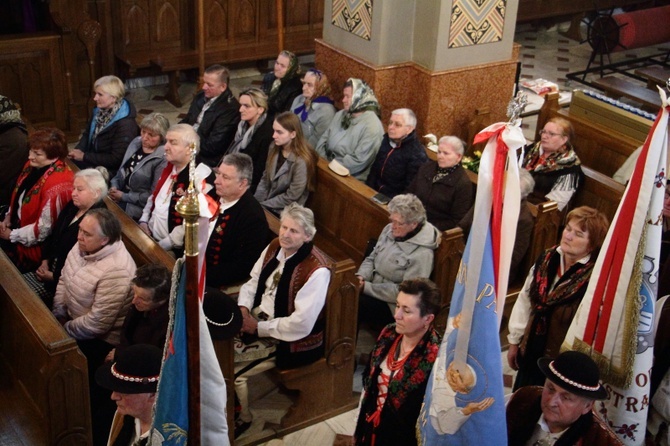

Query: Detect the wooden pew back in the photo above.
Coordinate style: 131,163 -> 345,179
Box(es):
573,166 -> 625,223
0,249 -> 91,445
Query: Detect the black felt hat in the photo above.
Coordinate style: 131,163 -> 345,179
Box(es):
203,287 -> 242,340
95,344 -> 162,394
538,351 -> 608,400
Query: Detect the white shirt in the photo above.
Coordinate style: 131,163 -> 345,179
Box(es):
526,414 -> 568,446
237,243 -> 330,342
507,247 -> 591,345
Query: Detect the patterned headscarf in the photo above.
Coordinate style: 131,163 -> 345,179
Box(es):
294,69 -> 334,122
269,50 -> 301,98
341,78 -> 380,129
0,95 -> 25,130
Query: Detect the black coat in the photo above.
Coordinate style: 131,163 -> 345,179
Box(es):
205,189 -> 270,287
227,116 -> 274,193
181,89 -> 240,167
0,124 -> 28,207
407,161 -> 475,231
262,73 -> 303,118
366,131 -> 427,198
75,99 -> 139,178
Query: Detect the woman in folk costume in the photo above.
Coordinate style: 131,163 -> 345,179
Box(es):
522,117 -> 583,211
262,50 -> 303,117
0,128 -> 73,272
507,206 -> 610,389
290,68 -> 336,147
354,278 -> 441,446
315,78 -> 384,181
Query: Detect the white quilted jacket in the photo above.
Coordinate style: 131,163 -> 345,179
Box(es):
52,240 -> 137,345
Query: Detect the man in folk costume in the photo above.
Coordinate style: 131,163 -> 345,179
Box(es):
233,203 -> 330,437
95,344 -> 161,446
506,351 -> 623,446
205,152 -> 269,288
139,124 -> 215,256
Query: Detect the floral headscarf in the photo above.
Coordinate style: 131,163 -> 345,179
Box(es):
294,68 -> 334,122
341,78 -> 380,129
0,95 -> 25,131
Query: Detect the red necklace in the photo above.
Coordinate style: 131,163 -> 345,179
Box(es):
386,335 -> 411,372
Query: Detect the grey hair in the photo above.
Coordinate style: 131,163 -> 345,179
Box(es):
439,135 -> 465,156
280,203 -> 316,240
85,208 -> 122,244
518,168 -> 535,200
167,124 -> 200,153
387,193 -> 427,225
391,108 -> 417,129
220,153 -> 253,184
140,113 -> 170,142
74,168 -> 109,201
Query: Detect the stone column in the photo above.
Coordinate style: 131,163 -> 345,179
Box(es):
316,0 -> 521,142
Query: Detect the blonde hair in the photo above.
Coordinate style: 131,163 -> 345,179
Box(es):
94,75 -> 125,101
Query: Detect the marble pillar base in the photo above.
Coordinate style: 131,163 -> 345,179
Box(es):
315,39 -> 521,143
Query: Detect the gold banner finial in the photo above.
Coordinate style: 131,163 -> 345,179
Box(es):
176,142 -> 200,257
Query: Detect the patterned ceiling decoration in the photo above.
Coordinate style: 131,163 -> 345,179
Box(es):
332,0 -> 373,41
449,0 -> 506,48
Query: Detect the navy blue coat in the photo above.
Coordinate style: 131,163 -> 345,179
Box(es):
366,131 -> 427,198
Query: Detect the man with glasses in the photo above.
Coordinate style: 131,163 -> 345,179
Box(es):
205,153 -> 269,288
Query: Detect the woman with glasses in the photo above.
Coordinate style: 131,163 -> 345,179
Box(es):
355,194 -> 440,332
0,128 -> 74,272
523,117 -> 583,211
290,68 -> 336,147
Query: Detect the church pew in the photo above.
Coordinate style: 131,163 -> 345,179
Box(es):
573,166 -> 625,223
592,76 -> 662,112
0,249 -> 92,446
537,91 -> 646,178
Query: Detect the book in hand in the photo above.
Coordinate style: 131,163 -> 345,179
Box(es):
371,192 -> 390,205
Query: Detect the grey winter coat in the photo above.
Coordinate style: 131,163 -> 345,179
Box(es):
254,151 -> 309,214
110,137 -> 167,220
356,222 -> 441,313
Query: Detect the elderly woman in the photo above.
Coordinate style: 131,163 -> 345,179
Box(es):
0,128 -> 74,272
69,75 -> 139,177
0,95 -> 28,208
354,278 -> 441,446
507,206 -> 609,389
316,78 -> 384,181
290,68 -> 336,147
109,113 -> 170,220
226,87 -> 274,192
254,112 -> 317,215
23,168 -> 108,306
108,263 -> 171,361
51,208 -> 136,445
366,108 -> 427,198
407,135 -> 474,231
356,194 -> 441,330
523,117 -> 583,211
262,50 -> 303,117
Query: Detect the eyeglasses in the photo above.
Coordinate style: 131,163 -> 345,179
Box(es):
539,130 -> 564,138
389,218 -> 410,226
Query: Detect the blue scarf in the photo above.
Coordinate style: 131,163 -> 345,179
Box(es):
294,96 -> 334,122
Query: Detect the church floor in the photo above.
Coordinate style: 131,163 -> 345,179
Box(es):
123,20 -> 667,445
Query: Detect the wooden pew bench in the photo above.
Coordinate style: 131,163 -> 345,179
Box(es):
592,76 -> 662,112
635,66 -> 670,90
306,158 -> 560,323
0,249 -> 91,446
537,91 -> 646,178
572,166 -> 625,223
